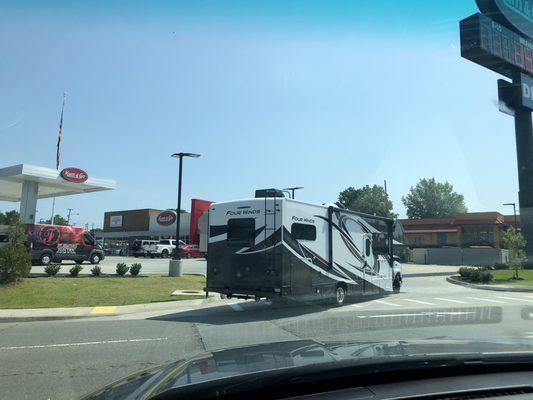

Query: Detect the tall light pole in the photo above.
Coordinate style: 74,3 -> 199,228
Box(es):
283,187 -> 304,199
66,208 -> 78,226
171,152 -> 200,260
503,202 -> 518,229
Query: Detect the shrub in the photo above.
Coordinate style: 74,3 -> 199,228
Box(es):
0,220 -> 32,283
44,264 -> 61,276
91,265 -> 102,277
130,263 -> 142,276
69,264 -> 83,277
458,267 -> 472,279
493,262 -> 509,270
116,262 -> 129,276
477,270 -> 493,283
459,267 -> 492,283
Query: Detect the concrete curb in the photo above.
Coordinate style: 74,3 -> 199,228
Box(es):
0,295 -> 223,322
447,276 -> 533,292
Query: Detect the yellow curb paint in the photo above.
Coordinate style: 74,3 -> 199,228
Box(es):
90,306 -> 117,315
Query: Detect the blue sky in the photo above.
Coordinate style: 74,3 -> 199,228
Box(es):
0,1 -> 521,227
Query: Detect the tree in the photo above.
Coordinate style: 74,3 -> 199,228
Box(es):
41,214 -> 69,226
402,178 -> 467,219
337,185 -> 397,218
0,210 -> 20,225
0,219 -> 31,283
501,227 -> 527,279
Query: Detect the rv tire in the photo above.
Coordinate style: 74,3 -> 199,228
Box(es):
393,274 -> 401,293
335,284 -> 347,307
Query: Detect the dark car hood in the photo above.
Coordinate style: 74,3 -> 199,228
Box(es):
80,337 -> 533,400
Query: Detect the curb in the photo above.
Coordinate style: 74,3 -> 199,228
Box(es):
0,296 -> 223,322
447,276 -> 533,292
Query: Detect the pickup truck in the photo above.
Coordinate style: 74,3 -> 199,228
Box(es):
154,239 -> 185,258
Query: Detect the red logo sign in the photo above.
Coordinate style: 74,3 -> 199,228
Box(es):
38,226 -> 61,245
60,168 -> 88,183
157,211 -> 176,226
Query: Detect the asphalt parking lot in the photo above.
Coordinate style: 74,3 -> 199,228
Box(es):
30,255 -> 206,276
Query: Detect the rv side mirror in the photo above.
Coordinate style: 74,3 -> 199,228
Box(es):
371,233 -> 389,255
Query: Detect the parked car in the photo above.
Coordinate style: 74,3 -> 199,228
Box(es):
154,239 -> 185,258
25,224 -> 104,266
131,240 -> 157,257
173,244 -> 203,259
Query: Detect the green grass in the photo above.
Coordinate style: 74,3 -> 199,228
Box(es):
0,275 -> 206,309
491,269 -> 533,286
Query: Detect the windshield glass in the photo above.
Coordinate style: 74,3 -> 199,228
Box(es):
1,1 -> 533,400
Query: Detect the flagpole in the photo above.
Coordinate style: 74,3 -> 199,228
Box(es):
50,93 -> 65,225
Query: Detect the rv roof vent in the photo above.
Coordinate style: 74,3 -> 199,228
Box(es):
255,189 -> 285,198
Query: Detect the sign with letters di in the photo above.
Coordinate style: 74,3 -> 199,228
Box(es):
520,73 -> 533,109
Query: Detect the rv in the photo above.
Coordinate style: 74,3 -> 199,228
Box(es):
206,189 -> 402,306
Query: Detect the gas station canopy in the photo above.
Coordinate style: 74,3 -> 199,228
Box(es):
0,164 -> 116,223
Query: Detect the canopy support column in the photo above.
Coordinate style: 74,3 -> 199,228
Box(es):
19,181 -> 38,224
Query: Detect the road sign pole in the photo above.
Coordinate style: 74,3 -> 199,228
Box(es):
513,74 -> 533,259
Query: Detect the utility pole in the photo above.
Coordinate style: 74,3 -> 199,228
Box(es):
67,208 -> 74,225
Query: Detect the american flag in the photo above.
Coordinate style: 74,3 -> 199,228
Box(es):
56,93 -> 65,169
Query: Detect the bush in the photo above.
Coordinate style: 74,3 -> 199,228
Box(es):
130,263 -> 142,276
69,264 -> 83,277
493,262 -> 509,270
44,264 -> 61,276
0,220 -> 32,283
91,265 -> 102,277
522,262 -> 533,270
116,262 -> 129,276
477,270 -> 493,283
459,266 -> 492,283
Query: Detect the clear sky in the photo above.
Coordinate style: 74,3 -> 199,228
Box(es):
0,1 -> 521,227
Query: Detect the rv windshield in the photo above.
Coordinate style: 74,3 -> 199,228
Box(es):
2,1 -> 533,400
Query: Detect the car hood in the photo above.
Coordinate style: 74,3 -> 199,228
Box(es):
80,337 -> 533,400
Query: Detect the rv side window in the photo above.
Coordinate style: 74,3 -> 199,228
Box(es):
291,223 -> 316,241
227,218 -> 255,245
365,238 -> 371,256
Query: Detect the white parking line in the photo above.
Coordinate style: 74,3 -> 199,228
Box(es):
402,299 -> 437,306
372,299 -> 401,307
0,337 -> 168,351
349,304 -> 365,308
229,303 -> 244,312
467,297 -> 506,304
497,296 -> 533,303
434,297 -> 468,304
357,311 -> 476,319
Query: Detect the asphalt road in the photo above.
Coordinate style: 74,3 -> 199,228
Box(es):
2,266 -> 533,399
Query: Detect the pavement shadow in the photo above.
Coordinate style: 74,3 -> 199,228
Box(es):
148,300 -> 337,325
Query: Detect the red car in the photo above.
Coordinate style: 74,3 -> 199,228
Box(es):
172,244 -> 204,258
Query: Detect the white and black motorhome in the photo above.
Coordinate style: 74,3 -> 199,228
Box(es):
206,189 -> 402,306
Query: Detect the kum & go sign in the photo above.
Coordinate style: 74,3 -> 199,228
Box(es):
60,168 -> 88,183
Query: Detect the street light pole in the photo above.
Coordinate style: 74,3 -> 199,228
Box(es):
171,152 -> 200,262
503,202 -> 518,229
174,155 -> 183,260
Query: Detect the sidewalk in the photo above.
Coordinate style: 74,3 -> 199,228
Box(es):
0,295 -> 224,321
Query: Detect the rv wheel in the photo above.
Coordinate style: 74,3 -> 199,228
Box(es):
393,275 -> 401,293
335,285 -> 346,307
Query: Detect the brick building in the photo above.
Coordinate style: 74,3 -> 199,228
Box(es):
400,212 -> 519,249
